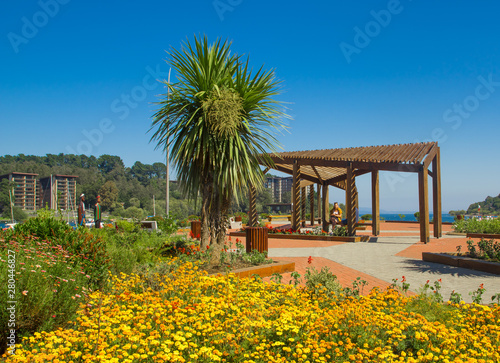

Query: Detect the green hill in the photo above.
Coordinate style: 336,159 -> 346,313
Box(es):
466,194 -> 500,215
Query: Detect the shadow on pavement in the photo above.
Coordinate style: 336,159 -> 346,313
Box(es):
400,258 -> 498,278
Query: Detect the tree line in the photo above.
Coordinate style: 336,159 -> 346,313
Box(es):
0,153 -> 274,221
0,153 -> 198,220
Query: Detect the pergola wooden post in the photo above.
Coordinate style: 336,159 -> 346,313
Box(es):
432,149 -> 442,238
249,185 -> 258,227
371,171 -> 380,236
317,183 -> 321,225
418,165 -> 430,243
346,163 -> 356,235
309,185 -> 315,225
322,184 -> 329,232
301,186 -> 306,227
292,160 -> 300,231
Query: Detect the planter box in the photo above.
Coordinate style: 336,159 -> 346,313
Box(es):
422,252 -> 500,275
466,233 -> 500,239
211,260 -> 295,279
229,231 -> 369,243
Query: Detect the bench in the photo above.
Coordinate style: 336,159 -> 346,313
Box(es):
267,215 -> 291,222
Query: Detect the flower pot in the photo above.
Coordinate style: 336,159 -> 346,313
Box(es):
235,216 -> 242,222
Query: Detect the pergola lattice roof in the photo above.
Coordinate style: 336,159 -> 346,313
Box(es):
266,142 -> 439,189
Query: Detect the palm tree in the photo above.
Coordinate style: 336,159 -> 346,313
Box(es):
150,35 -> 288,251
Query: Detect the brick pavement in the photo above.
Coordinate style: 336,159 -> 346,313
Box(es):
228,222 -> 499,302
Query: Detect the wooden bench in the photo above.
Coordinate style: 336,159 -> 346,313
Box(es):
267,215 -> 291,222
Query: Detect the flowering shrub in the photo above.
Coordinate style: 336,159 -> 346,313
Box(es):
4,261 -> 500,362
5,213 -> 110,289
0,235 -> 91,354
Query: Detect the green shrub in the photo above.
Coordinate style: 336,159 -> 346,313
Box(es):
146,215 -> 179,235
465,238 -> 500,261
242,250 -> 271,265
304,266 -> 342,302
332,226 -> 348,236
89,226 -> 165,276
361,214 -> 372,221
0,234 -> 91,354
116,219 -> 140,233
8,212 -> 110,290
453,217 -> 500,234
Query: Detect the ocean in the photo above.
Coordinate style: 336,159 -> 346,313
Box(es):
378,213 -> 455,223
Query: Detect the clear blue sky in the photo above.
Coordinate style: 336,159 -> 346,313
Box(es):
1,1 -> 499,213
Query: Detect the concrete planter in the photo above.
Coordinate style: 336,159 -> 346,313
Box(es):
210,260 -> 295,279
229,231 -> 369,243
422,252 -> 500,275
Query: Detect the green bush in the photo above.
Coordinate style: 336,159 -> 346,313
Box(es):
0,234 -> 91,354
465,238 -> 500,261
453,217 -> 500,234
116,219 -> 140,233
361,214 -> 372,221
332,226 -> 348,236
89,226 -> 165,276
304,266 -> 342,302
8,211 -> 110,290
146,215 -> 179,235
242,250 -> 271,265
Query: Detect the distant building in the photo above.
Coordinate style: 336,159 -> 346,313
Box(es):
266,203 -> 292,214
264,176 -> 293,203
39,174 -> 78,210
0,172 -> 39,211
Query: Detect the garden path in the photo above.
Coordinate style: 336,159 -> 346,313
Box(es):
230,222 -> 499,303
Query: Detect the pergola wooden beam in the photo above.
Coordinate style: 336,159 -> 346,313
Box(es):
269,156 -> 421,173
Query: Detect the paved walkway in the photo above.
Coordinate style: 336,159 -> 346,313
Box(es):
232,222 -> 500,303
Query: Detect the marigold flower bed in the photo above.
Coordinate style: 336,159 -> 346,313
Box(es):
4,261 -> 500,363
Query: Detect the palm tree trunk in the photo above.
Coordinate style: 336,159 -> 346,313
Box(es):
200,178 -> 212,249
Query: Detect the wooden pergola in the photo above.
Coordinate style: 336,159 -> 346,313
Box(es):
248,142 -> 441,243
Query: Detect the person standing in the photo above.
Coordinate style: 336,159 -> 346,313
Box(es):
78,194 -> 86,227
94,195 -> 102,228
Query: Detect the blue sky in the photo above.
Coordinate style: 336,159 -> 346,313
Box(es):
1,0 -> 499,212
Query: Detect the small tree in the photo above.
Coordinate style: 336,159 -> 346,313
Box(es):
150,36 -> 288,252
99,180 -> 119,210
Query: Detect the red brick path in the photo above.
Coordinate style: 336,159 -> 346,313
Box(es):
226,222 -> 470,296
